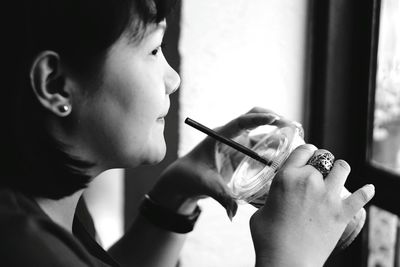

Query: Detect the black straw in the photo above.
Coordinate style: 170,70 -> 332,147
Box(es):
184,117 -> 268,165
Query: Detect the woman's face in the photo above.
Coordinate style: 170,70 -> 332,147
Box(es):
72,21 -> 180,169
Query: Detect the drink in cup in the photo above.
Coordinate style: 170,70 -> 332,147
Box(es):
214,119 -> 366,251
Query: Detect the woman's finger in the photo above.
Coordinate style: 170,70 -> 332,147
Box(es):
205,175 -> 238,220
343,184 -> 375,219
324,159 -> 351,196
281,144 -> 317,169
217,113 -> 279,139
244,107 -> 296,129
335,208 -> 366,251
246,106 -> 276,115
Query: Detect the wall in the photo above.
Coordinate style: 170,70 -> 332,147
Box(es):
178,0 -> 310,266
84,169 -> 124,249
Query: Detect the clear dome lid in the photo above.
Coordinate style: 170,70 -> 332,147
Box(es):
227,122 -> 305,203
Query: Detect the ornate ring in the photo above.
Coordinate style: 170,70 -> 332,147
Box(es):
307,151 -> 335,178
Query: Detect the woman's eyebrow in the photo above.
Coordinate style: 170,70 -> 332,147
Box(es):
154,21 -> 167,34
125,21 -> 167,45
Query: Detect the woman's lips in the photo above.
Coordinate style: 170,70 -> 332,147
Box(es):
157,109 -> 169,120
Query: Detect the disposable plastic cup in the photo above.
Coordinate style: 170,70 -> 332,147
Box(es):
215,119 -> 365,251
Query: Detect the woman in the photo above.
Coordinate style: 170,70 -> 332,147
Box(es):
0,0 -> 374,266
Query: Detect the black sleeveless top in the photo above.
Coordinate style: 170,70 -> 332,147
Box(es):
0,188 -> 120,267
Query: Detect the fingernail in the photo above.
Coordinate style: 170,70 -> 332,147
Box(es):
227,209 -> 233,221
293,121 -> 302,128
363,184 -> 375,200
226,201 -> 238,221
232,202 -> 238,217
365,184 -> 375,195
268,114 -> 280,122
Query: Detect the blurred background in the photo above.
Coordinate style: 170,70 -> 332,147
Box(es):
84,0 -> 400,266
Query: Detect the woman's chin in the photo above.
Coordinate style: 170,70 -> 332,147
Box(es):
139,146 -> 167,166
118,140 -> 167,168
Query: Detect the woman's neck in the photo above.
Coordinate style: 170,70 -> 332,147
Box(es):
35,189 -> 84,233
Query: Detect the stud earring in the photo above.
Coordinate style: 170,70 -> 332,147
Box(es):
59,105 -> 70,113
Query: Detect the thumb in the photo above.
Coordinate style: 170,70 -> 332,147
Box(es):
343,184 -> 375,219
217,113 -> 279,139
208,178 -> 238,221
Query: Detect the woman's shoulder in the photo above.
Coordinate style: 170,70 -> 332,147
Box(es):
0,187 -> 50,229
0,188 -> 96,266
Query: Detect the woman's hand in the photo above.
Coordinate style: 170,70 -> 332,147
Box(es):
150,107 -> 281,218
249,144 -> 375,267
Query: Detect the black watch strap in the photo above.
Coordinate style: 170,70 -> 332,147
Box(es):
139,194 -> 201,234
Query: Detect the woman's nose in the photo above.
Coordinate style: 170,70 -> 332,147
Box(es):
165,63 -> 181,95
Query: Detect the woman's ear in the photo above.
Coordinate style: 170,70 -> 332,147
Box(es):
30,51 -> 72,117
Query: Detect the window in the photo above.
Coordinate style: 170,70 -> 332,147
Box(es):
371,0 -> 400,175
307,0 -> 400,266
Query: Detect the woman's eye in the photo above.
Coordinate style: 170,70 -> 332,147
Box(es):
151,42 -> 166,56
151,47 -> 161,56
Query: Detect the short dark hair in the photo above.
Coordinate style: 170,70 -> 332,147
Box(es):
0,0 -> 177,199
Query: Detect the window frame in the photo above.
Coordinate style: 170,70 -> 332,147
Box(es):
307,0 -> 400,217
306,0 -> 400,266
